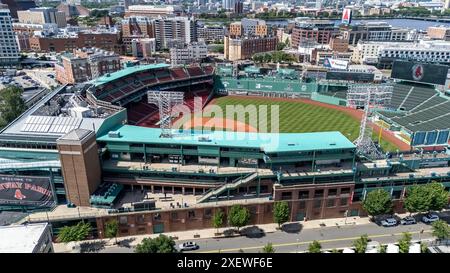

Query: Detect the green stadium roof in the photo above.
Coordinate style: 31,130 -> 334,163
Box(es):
97,125 -> 355,153
91,63 -> 170,87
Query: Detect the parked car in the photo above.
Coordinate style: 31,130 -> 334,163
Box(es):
380,217 -> 398,227
422,213 -> 439,223
178,242 -> 199,251
400,216 -> 416,225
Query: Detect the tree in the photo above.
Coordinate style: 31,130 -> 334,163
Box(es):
404,185 -> 432,214
308,240 -> 321,253
273,201 -> 290,228
398,232 -> 412,253
212,210 -> 224,233
431,220 -> 450,243
405,182 -> 449,214
262,242 -> 275,253
135,234 -> 178,253
276,42 -> 286,51
379,245 -> 387,253
362,189 -> 393,219
0,86 -> 26,128
228,205 -> 250,231
427,182 -> 448,212
352,234 -> 369,253
104,219 -> 119,244
57,221 -> 92,243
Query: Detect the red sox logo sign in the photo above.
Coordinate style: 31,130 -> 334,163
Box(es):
412,64 -> 424,81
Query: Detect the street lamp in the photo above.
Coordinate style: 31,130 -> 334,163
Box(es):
296,239 -> 299,253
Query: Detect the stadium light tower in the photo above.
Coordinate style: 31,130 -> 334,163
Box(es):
148,91 -> 184,138
346,84 -> 393,159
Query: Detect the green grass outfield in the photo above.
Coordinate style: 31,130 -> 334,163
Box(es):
202,96 -> 398,152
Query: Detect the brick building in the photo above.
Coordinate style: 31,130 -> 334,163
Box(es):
224,35 -> 277,61
291,20 -> 336,49
55,47 -> 121,84
29,31 -> 123,54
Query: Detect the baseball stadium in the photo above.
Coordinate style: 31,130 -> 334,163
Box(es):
0,60 -> 449,237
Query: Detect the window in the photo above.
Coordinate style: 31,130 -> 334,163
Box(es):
327,199 -> 336,208
328,189 -> 337,196
298,201 -> 306,210
136,215 -> 145,224
313,199 -> 322,209
314,189 -> 324,198
298,190 -> 309,199
119,216 -> 127,225
188,210 -> 196,219
340,188 -> 351,195
340,197 -> 348,206
171,212 -> 178,220
204,209 -> 212,218
153,213 -> 161,220
281,191 -> 292,200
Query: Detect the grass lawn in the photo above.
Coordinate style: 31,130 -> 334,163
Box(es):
202,96 -> 399,152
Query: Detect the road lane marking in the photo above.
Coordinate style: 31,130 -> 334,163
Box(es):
197,230 -> 432,253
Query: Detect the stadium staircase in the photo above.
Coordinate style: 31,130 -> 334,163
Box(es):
197,172 -> 258,203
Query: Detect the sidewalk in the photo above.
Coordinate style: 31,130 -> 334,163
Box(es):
53,215 -> 373,253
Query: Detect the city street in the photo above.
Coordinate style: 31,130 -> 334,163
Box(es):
99,221 -> 436,253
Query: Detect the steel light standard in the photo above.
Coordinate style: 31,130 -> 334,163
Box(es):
296,239 -> 299,253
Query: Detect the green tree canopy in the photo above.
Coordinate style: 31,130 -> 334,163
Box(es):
57,221 -> 92,243
398,232 -> 412,253
362,189 -> 393,218
0,86 -> 26,128
228,205 -> 251,231
308,240 -> 321,253
273,201 -> 290,228
135,234 -> 178,253
212,210 -> 224,232
427,182 -> 449,211
104,219 -> 119,244
262,242 -> 275,253
404,182 -> 449,213
431,220 -> 450,242
352,234 -> 369,253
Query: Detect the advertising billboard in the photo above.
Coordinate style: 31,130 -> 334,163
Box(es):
323,58 -> 348,70
342,8 -> 352,25
391,61 -> 450,86
326,71 -> 374,82
0,175 -> 55,207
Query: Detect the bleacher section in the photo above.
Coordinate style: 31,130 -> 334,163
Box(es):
389,83 -> 436,111
89,65 -> 214,104
127,99 -> 159,125
90,182 -> 124,208
379,82 -> 450,135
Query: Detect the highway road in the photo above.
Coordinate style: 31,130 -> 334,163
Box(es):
99,221 -> 437,253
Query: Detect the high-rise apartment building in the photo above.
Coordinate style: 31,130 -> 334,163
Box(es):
154,16 -> 196,49
0,5 -> 20,66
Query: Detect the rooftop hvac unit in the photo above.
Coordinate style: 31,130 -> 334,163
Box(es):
108,131 -> 121,138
